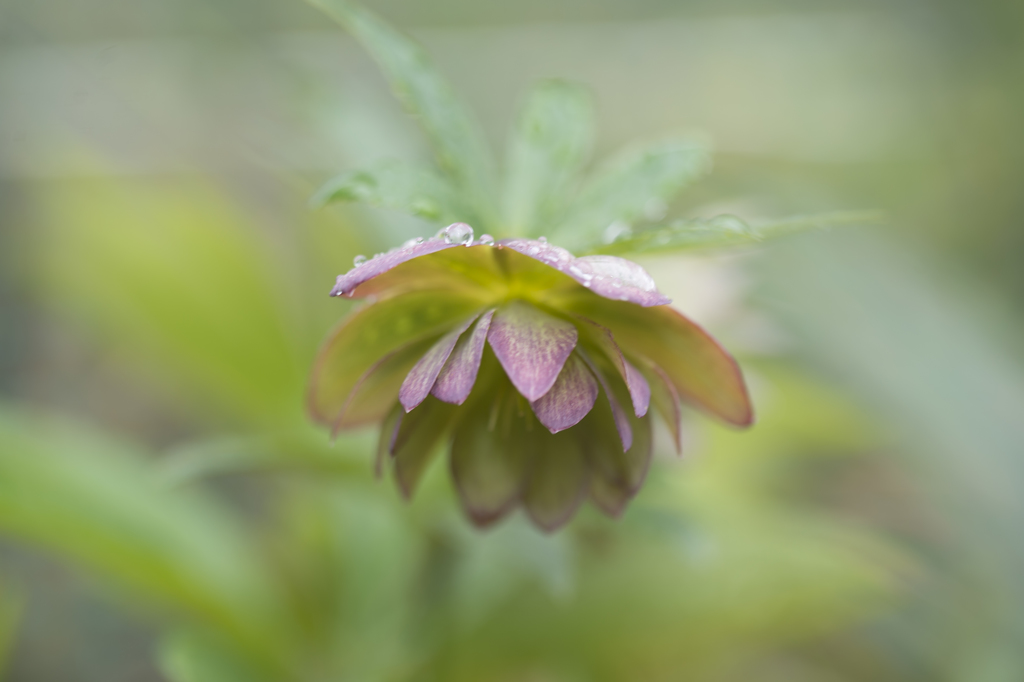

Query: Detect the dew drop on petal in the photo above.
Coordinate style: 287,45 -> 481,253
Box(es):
440,222 -> 474,245
538,236 -> 547,243
402,236 -> 424,248
478,234 -> 495,245
353,254 -> 367,267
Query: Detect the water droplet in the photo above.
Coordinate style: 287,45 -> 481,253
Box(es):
402,236 -> 424,248
538,236 -> 547,243
603,220 -> 632,244
478,233 -> 495,245
440,222 -> 474,245
353,254 -> 367,267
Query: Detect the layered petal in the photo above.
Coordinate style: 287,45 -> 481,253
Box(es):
431,309 -> 495,404
640,360 -> 682,454
487,301 -> 578,402
581,383 -> 653,517
523,430 -> 590,532
576,317 -> 650,418
308,289 -> 485,425
556,291 -> 753,426
450,387 -> 531,527
498,238 -> 670,307
392,397 -> 458,498
529,352 -> 599,433
579,349 -> 633,452
334,335 -> 439,432
399,313 -> 480,412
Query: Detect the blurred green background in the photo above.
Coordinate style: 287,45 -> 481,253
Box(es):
1,0 -> 1023,680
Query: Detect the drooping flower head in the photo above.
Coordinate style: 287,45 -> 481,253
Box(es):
301,0 -> 855,531
308,223 -> 752,530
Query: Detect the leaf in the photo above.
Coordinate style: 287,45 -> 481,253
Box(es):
309,159 -> 467,224
159,629 -> 275,682
587,210 -> 885,256
550,137 -> 712,250
308,0 -> 498,228
502,80 -> 595,236
0,408 -> 291,671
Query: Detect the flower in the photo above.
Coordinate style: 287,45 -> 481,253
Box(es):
308,224 -> 752,531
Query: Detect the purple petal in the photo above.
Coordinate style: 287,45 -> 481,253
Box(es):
498,238 -> 670,307
578,350 -> 633,452
399,314 -> 479,412
575,317 -> 650,418
530,353 -> 598,433
571,255 -> 671,307
330,237 -> 458,298
487,301 -> 578,402
431,309 -> 495,404
523,430 -> 590,532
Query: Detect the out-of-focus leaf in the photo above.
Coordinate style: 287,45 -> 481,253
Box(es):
34,176 -> 309,427
0,584 -> 23,677
588,210 -> 884,256
503,80 -> 594,236
155,429 -> 373,486
0,407 -> 291,672
308,0 -> 498,228
310,159 -> 468,225
158,629 -> 274,682
550,137 -> 711,251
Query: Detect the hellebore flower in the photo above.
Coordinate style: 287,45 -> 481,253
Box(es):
308,223 -> 752,531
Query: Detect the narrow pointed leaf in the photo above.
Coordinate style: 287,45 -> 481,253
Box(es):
399,313 -> 479,412
530,352 -> 598,434
503,79 -> 594,235
558,292 -> 753,426
309,159 -> 467,224
308,0 -> 498,227
523,430 -> 590,532
550,137 -> 711,250
488,301 -> 578,401
432,309 -> 495,404
450,387 -> 530,527
588,210 -> 885,256
392,397 -> 458,498
308,290 -> 484,425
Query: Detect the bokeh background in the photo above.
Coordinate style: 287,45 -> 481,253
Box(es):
1,0 -> 1023,680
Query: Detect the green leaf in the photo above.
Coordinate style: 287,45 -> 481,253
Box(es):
310,159 -> 468,224
502,80 -> 595,236
549,137 -> 712,250
159,629 -> 275,682
587,210 -> 885,256
0,408 -> 291,671
308,0 -> 498,228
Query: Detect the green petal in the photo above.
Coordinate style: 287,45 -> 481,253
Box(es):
375,403 -> 403,478
523,429 -> 590,532
556,291 -> 753,427
638,360 -> 682,455
332,335 -> 439,432
392,397 -> 458,498
307,290 -> 485,425
581,382 -> 653,518
450,384 -> 531,528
